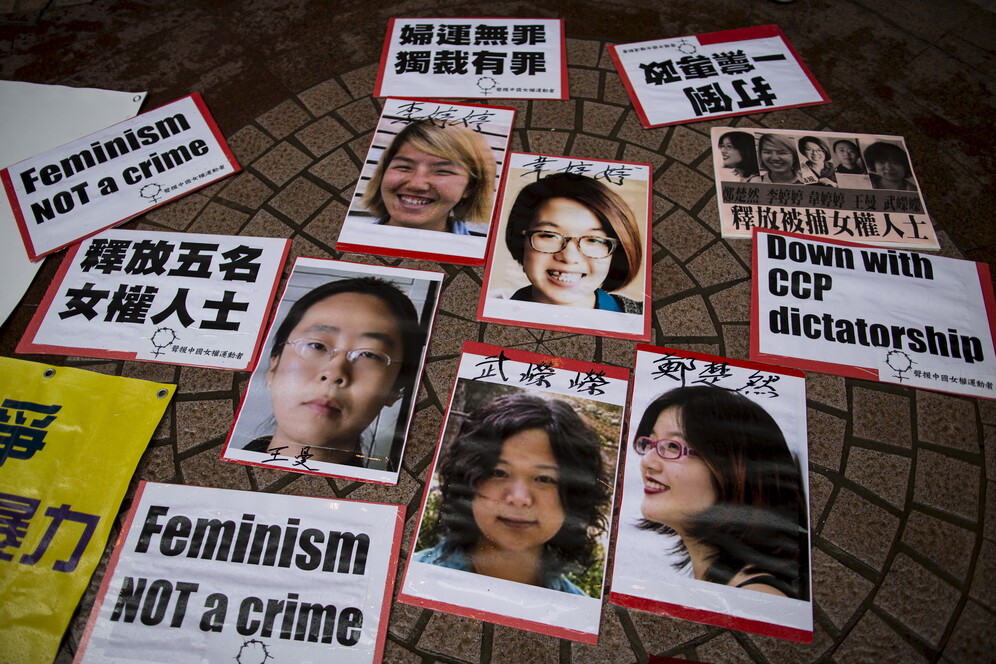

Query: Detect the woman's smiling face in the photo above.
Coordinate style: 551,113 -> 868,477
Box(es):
718,137 -> 742,169
760,142 -> 796,177
521,197 -> 613,308
380,142 -> 471,231
471,428 -> 566,557
639,406 -> 718,533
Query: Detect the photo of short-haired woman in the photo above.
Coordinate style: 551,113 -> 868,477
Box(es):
336,98 -> 516,265
222,258 -> 442,485
479,153 -> 652,341
413,386 -> 614,596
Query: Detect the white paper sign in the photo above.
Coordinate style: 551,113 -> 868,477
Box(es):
2,94 -> 239,260
375,18 -> 566,99
18,230 -> 289,371
400,342 -> 627,644
610,345 -> 813,642
0,82 -> 146,325
711,127 -> 938,250
74,482 -> 404,664
752,229 -> 996,399
609,25 -> 829,128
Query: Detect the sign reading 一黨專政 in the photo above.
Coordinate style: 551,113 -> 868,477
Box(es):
374,18 -> 567,100
609,25 -> 829,128
752,229 -> 996,399
74,482 -> 404,664
18,229 -> 290,371
1,93 -> 239,260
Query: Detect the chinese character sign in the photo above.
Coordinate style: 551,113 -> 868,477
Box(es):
752,229 -> 996,399
74,482 -> 404,664
1,94 -> 240,260
335,97 -> 515,265
375,18 -> 567,100
18,229 -> 290,371
400,341 -> 628,644
478,152 -> 653,341
221,257 -> 443,485
712,127 -> 939,250
609,25 -> 828,128
610,345 -> 813,643
0,357 -> 174,664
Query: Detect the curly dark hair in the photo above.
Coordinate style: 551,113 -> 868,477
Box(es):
433,391 -> 610,583
635,385 -> 809,600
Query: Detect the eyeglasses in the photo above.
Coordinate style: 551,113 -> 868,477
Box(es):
522,230 -> 618,259
633,436 -> 700,460
282,338 -> 393,370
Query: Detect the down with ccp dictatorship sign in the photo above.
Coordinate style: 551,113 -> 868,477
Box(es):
75,482 -> 404,664
1,93 -> 239,260
0,357 -> 174,664
752,229 -> 996,399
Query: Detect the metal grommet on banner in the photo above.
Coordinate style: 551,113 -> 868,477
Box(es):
43,368 -> 56,378
156,388 -> 169,399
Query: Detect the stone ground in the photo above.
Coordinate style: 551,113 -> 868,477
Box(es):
1,1 -> 994,663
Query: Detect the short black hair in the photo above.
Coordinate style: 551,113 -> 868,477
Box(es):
434,391 -> 610,581
863,141 -> 911,177
270,276 -> 425,393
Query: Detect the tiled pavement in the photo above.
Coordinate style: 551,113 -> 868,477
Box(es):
1,1 -> 994,663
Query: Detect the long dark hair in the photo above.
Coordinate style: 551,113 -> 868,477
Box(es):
433,392 -> 610,582
636,386 -> 808,599
718,131 -> 760,179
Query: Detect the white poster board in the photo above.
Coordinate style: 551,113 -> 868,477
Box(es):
74,482 -> 404,664
374,18 -> 566,99
751,229 -> 996,399
18,229 -> 289,371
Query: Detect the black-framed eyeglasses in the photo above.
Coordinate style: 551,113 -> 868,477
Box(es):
522,229 -> 618,259
633,436 -> 700,460
282,338 -> 393,370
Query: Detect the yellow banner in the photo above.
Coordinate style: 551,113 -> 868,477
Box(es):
0,357 -> 174,664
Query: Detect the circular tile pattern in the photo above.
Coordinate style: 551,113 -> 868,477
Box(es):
51,38 -> 993,664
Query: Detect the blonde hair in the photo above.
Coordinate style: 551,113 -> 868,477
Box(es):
363,121 -> 497,225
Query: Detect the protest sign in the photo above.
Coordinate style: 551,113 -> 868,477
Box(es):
609,25 -> 829,128
478,152 -> 652,341
711,127 -> 939,250
1,93 -> 239,260
400,341 -> 627,644
18,230 -> 289,371
222,257 -> 443,485
610,345 -> 812,642
751,229 -> 996,399
0,82 -> 146,325
335,97 -> 515,265
74,481 -> 403,664
0,357 -> 174,664
374,18 -> 567,100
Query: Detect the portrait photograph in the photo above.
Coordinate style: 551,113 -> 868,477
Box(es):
221,257 -> 442,485
335,97 -> 516,265
610,344 -> 814,643
400,342 -> 628,643
478,152 -> 652,341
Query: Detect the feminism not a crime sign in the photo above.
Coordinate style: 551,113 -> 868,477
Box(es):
751,229 -> 996,399
74,482 -> 404,664
1,94 -> 239,260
